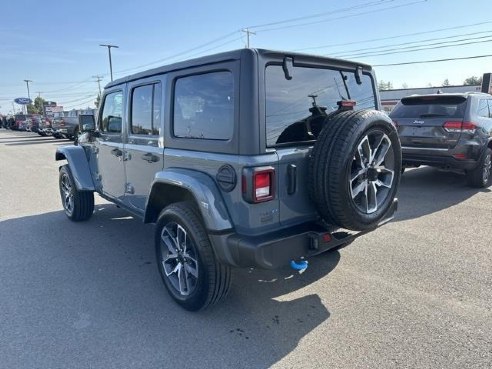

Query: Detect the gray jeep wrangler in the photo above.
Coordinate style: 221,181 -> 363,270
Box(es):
56,49 -> 401,311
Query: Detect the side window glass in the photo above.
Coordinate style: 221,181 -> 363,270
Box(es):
477,99 -> 489,118
488,100 -> 492,118
173,71 -> 234,140
153,83 -> 162,134
130,83 -> 161,136
100,91 -> 123,133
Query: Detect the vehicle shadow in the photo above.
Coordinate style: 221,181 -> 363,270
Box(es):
393,166 -> 490,222
0,205 -> 339,369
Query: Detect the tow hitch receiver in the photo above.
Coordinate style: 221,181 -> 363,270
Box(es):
309,232 -> 333,251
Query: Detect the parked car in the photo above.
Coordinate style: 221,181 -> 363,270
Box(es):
38,117 -> 53,136
29,115 -> 42,133
56,48 -> 401,311
12,114 -> 27,130
390,92 -> 492,187
52,116 -> 79,140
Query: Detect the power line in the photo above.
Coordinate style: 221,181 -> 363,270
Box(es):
335,35 -> 492,59
63,95 -> 98,109
253,0 -> 427,33
373,54 -> 492,67
330,31 -> 492,57
294,20 -> 492,52
247,0 -> 396,30
113,31 -> 240,76
58,94 -> 96,105
110,2 -> 404,77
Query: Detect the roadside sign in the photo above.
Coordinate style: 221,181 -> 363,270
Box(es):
45,105 -> 63,118
14,97 -> 32,105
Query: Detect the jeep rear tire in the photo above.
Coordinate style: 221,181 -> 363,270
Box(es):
155,202 -> 231,311
309,110 -> 401,231
59,165 -> 94,221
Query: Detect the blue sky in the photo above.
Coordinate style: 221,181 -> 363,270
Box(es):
1,0 -> 492,114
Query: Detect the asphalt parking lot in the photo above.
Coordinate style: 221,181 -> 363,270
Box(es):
0,129 -> 490,369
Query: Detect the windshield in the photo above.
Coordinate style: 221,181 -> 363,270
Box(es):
265,65 -> 376,146
390,96 -> 467,119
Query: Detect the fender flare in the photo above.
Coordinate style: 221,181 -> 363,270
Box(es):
144,168 -> 233,232
55,146 -> 95,191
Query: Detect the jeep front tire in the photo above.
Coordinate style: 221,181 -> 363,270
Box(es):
59,165 -> 94,221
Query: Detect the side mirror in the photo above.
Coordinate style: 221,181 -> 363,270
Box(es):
79,114 -> 96,132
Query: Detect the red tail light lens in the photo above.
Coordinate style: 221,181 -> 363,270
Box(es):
337,100 -> 356,110
254,172 -> 272,200
443,121 -> 476,134
242,167 -> 275,203
443,121 -> 462,132
461,122 -> 477,134
453,153 -> 467,160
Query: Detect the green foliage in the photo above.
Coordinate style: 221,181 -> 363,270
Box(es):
442,79 -> 450,86
27,104 -> 38,114
34,96 -> 45,114
463,76 -> 482,86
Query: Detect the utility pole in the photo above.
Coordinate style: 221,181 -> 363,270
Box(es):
23,80 -> 32,114
92,75 -> 103,96
24,79 -> 32,100
241,28 -> 256,48
99,44 -> 119,82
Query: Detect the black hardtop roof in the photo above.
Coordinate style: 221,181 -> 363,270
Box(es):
106,48 -> 373,88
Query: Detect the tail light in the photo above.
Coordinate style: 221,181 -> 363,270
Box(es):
461,122 -> 477,134
443,121 -> 476,134
242,167 -> 275,203
453,153 -> 467,160
337,100 -> 356,110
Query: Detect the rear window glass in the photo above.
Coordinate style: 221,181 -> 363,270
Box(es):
391,96 -> 467,119
265,65 -> 376,146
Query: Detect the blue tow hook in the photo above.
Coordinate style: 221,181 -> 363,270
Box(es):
290,260 -> 308,271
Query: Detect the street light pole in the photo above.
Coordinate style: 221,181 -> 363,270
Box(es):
99,44 -> 119,82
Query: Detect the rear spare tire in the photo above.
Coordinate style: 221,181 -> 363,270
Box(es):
309,109 -> 401,231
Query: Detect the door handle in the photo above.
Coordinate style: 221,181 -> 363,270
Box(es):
111,148 -> 123,157
141,153 -> 159,163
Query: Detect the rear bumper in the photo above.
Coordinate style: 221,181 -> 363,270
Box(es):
402,146 -> 479,170
210,199 -> 398,269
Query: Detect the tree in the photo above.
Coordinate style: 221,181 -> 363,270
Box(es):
34,96 -> 45,114
463,76 -> 482,85
442,79 -> 450,86
401,82 -> 409,89
378,80 -> 393,90
27,104 -> 38,114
